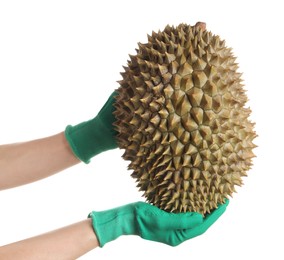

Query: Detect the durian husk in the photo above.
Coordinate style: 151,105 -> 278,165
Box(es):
114,23 -> 257,215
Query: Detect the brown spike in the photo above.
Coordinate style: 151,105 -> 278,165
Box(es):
165,52 -> 176,63
193,58 -> 207,70
171,140 -> 184,156
181,75 -> 194,92
182,114 -> 198,132
168,113 -> 180,130
150,114 -> 161,126
190,107 -> 204,125
171,74 -> 182,89
158,64 -> 168,75
192,71 -> 208,88
163,85 -> 174,98
178,62 -> 193,77
188,87 -> 204,106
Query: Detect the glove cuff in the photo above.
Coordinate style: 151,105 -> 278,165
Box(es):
88,204 -> 137,247
65,116 -> 117,163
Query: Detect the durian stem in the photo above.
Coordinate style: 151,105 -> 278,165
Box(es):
195,22 -> 206,31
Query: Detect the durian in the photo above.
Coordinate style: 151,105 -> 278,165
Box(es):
114,22 -> 257,215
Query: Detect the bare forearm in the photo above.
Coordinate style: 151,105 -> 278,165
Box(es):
0,219 -> 99,259
0,132 -> 80,190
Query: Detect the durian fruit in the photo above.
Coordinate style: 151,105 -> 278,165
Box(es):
114,22 -> 256,215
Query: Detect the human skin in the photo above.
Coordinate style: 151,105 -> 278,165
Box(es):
0,132 -> 100,258
0,219 -> 99,259
0,132 -> 80,190
0,133 -> 99,258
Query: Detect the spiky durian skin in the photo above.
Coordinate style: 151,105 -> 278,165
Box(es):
114,23 -> 256,215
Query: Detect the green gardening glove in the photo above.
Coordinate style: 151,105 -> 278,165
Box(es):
88,199 -> 229,247
65,92 -> 118,163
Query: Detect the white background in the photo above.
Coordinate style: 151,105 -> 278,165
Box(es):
0,0 -> 283,259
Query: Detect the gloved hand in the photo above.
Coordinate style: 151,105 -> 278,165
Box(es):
88,200 -> 229,247
65,92 -> 118,163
